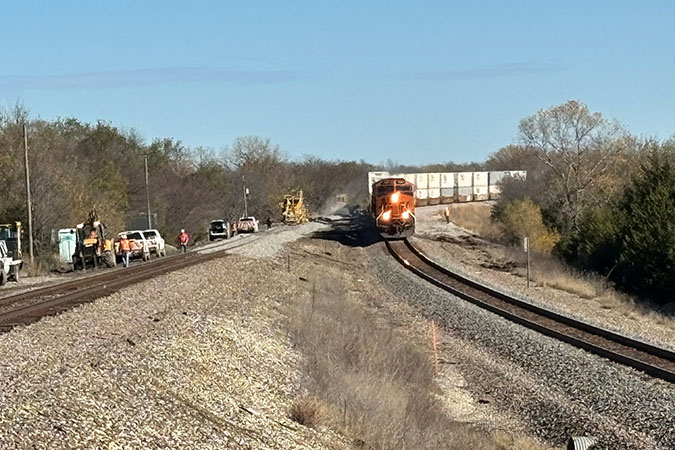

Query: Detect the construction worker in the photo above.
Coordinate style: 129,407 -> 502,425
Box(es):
120,234 -> 131,268
443,206 -> 451,224
265,217 -> 272,229
178,229 -> 189,253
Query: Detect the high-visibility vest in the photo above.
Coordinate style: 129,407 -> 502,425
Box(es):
120,239 -> 130,252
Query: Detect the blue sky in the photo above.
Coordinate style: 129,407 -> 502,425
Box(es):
1,1 -> 674,165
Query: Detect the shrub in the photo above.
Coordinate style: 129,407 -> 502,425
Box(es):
498,198 -> 559,254
610,153 -> 675,303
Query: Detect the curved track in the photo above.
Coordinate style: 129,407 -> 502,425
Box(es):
0,236 -> 260,332
386,238 -> 675,384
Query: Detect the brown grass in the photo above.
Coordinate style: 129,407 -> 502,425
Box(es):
444,203 -> 503,241
289,396 -> 323,427
288,279 -> 549,450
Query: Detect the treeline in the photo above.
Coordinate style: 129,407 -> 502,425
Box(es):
4,100 -> 674,304
487,100 -> 675,305
0,105 -> 375,260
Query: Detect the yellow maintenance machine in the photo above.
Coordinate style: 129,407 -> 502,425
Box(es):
280,190 -> 309,224
72,210 -> 117,270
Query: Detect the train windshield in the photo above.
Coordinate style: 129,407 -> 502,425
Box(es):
375,184 -> 413,195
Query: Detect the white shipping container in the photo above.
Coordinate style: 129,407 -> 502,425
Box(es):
404,173 -> 416,185
473,185 -> 489,200
368,171 -> 390,193
440,187 -> 455,198
415,173 -> 429,189
473,171 -> 488,187
415,188 -> 429,199
428,173 -> 441,188
457,172 -> 473,187
428,188 -> 440,199
441,172 -> 455,188
457,186 -> 473,201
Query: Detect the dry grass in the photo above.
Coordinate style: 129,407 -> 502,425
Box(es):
288,279 -> 548,450
531,256 -> 600,299
496,246 -> 675,330
444,203 -> 503,241
289,396 -> 324,428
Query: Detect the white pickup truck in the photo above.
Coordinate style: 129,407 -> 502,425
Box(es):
143,229 -> 166,257
235,217 -> 259,233
0,240 -> 21,285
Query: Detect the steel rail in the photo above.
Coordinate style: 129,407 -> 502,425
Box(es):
0,235 -> 264,332
386,239 -> 675,384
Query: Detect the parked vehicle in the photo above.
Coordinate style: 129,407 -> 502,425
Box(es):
0,222 -> 23,263
208,220 -> 231,241
235,217 -> 259,233
143,229 -> 166,257
0,240 -> 21,285
116,230 -> 151,262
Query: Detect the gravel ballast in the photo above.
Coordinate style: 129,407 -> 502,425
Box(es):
369,244 -> 675,449
0,225 -> 345,449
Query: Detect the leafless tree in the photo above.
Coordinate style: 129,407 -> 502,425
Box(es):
518,100 -> 626,231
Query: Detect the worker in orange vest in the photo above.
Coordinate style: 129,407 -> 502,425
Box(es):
443,206 -> 451,224
120,234 -> 131,268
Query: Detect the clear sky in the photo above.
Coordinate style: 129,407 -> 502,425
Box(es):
1,1 -> 673,165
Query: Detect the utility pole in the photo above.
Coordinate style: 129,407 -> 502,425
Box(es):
23,123 -> 34,265
242,175 -> 248,217
144,156 -> 152,229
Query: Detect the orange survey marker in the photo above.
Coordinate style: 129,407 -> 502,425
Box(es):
431,321 -> 440,375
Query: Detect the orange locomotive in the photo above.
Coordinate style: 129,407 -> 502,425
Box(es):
370,178 -> 416,239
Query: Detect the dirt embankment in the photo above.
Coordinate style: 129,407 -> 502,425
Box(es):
413,203 -> 675,352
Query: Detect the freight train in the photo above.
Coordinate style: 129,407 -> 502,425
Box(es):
368,170 -> 526,205
370,177 -> 416,239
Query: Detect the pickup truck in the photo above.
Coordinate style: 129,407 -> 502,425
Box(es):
235,217 -> 259,234
143,229 -> 166,257
0,240 -> 21,285
116,231 -> 151,262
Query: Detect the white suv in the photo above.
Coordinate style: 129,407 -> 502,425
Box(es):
143,229 -> 166,257
235,217 -> 259,233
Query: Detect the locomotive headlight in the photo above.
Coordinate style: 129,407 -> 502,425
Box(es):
391,192 -> 400,203
382,210 -> 392,221
401,210 -> 410,220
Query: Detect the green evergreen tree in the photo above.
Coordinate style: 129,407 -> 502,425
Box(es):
612,153 -> 675,303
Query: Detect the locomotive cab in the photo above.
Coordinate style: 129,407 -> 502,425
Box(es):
370,178 -> 416,239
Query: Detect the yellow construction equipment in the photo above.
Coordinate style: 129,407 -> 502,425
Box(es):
280,190 -> 309,224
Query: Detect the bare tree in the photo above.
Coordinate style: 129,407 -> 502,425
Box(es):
518,100 -> 626,231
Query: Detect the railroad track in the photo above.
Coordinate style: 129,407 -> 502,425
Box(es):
0,236 -> 262,332
386,239 -> 675,384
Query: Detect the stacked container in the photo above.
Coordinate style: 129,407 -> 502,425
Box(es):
427,173 -> 441,205
415,173 -> 429,206
473,171 -> 489,201
440,173 -> 456,202
457,172 -> 473,202
367,170 -> 526,205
